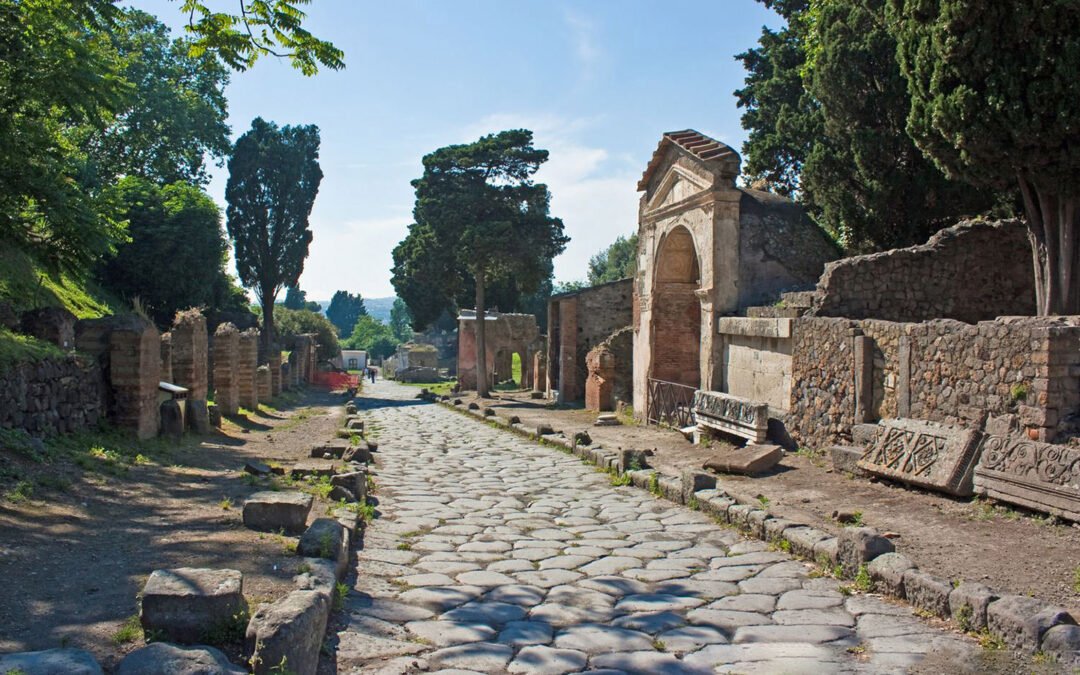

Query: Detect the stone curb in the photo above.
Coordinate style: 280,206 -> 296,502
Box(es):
436,399 -> 1080,665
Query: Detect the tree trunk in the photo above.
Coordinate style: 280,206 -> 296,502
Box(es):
1018,173 -> 1080,315
475,272 -> 489,398
260,285 -> 277,358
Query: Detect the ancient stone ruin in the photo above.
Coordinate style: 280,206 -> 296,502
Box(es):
171,310 -> 210,433
212,323 -> 240,416
548,278 -> 632,403
456,311 -> 541,390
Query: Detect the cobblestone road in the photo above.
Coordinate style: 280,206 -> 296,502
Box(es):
335,380 -> 975,674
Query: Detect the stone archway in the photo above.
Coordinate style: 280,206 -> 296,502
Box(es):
651,225 -> 702,388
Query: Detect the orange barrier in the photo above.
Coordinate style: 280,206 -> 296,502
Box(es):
312,371 -> 360,390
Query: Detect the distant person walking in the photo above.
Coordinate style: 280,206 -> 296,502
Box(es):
368,367 -> 376,384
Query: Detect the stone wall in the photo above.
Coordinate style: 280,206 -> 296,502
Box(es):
789,316 -> 1080,449
213,323 -> 240,416
457,312 -> 541,391
810,219 -> 1035,323
20,307 -> 76,350
0,356 -> 104,436
584,326 -> 633,412
547,278 -> 633,402
717,317 -> 792,411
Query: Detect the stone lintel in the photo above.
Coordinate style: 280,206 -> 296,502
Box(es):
717,317 -> 793,339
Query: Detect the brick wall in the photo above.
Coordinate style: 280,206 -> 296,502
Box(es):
650,283 -> 700,387
212,323 -> 240,415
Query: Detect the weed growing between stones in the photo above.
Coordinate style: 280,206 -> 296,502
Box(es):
201,608 -> 249,645
848,511 -> 864,527
333,582 -> 348,612
977,629 -> 1006,651
652,639 -> 666,651
688,496 -> 700,511
955,604 -> 974,632
3,480 -> 33,504
608,467 -> 631,487
318,532 -> 335,558
854,564 -> 873,592
396,542 -> 412,551
648,472 -> 660,496
1073,565 -> 1080,593
366,475 -> 377,494
219,497 -> 233,510
756,494 -> 770,508
110,614 -> 143,645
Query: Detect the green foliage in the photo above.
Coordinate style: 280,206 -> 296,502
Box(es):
391,129 -> 567,395
587,233 -> 638,285
98,177 -> 242,326
0,329 -> 66,374
389,298 -> 414,342
226,118 -> 323,348
854,564 -> 873,592
282,286 -> 320,312
0,246 -> 119,319
3,480 -> 34,504
180,0 -> 344,75
553,280 -> 588,294
333,581 -> 348,612
274,307 -> 338,360
343,315 -> 399,360
888,0 -> 1080,312
111,614 -> 143,645
327,290 -> 367,337
1010,383 -> 1029,403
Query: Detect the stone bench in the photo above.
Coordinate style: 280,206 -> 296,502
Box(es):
243,491 -> 313,534
691,390 -> 769,444
140,568 -> 246,644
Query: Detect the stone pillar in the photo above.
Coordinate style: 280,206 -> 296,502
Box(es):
853,333 -> 873,423
160,332 -> 173,384
559,296 -> 579,401
238,329 -> 259,410
267,346 -> 282,397
585,345 -> 615,412
108,317 -> 161,440
213,323 -> 240,416
171,310 -> 210,433
307,336 -> 318,382
287,350 -> 300,388
532,350 -> 547,392
257,365 -> 272,401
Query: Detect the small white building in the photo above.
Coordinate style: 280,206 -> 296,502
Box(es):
339,350 -> 368,372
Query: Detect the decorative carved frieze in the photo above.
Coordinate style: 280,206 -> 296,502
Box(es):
692,390 -> 769,443
974,434 -> 1080,522
857,418 -> 982,496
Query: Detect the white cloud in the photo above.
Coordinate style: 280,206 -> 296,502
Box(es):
300,215 -> 412,300
563,9 -> 603,84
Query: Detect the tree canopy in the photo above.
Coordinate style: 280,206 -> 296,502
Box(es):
274,306 -> 338,361
282,286 -> 320,312
888,0 -> 1080,313
587,233 -> 638,285
392,129 -> 567,396
327,290 -> 367,337
343,314 -> 398,361
226,117 -> 322,349
389,298 -> 414,343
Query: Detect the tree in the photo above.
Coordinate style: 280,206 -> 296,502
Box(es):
389,298 -> 414,342
98,177 -> 237,326
283,286 -> 318,310
274,306 -> 338,360
226,117 -> 322,352
82,9 -> 231,187
888,1 -> 1080,314
587,233 -> 638,285
392,129 -> 567,397
553,280 -> 588,294
343,314 -> 398,361
327,290 -> 368,336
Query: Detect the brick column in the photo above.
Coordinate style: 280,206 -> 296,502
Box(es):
238,329 -> 259,410
160,332 -> 173,384
257,365 -> 271,401
109,317 -> 161,439
267,347 -> 282,397
171,310 -> 209,433
213,323 -> 240,415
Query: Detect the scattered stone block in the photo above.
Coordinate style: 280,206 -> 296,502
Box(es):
867,553 -> 916,598
243,492 -> 312,534
310,443 -> 348,459
245,590 -> 330,675
160,400 -> 184,440
331,471 -> 367,501
1040,625 -> 1080,667
702,444 -> 782,476
949,582 -> 998,632
619,449 -> 650,473
244,460 -> 271,476
289,459 -> 340,479
116,643 -> 244,675
974,434 -> 1080,522
140,568 -> 246,644
837,527 -> 894,576
573,430 -> 592,447
858,418 -> 981,497
298,518 -> 349,578
345,402 -> 357,415
692,390 -> 769,444
829,445 -> 864,475
595,414 -> 619,427
902,569 -> 953,619
681,470 -> 716,504
536,423 -> 555,436
345,418 -> 365,431
0,648 -> 103,675
467,402 -> 480,410
987,594 -> 1075,651
329,485 -> 357,503
343,444 -> 372,464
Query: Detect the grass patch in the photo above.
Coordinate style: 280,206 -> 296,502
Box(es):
1073,565 -> 1080,594
333,582 -> 349,612
3,480 -> 34,503
398,380 -> 456,397
0,328 -> 67,374
111,614 -> 143,645
0,245 -> 119,319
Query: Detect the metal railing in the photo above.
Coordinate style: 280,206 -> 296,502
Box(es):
647,378 -> 697,428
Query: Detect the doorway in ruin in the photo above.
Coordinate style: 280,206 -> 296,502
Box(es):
648,225 -> 702,425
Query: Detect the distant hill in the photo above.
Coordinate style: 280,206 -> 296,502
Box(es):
364,297 -> 396,323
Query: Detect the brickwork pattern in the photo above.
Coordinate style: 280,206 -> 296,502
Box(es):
212,323 -> 240,415
170,310 -> 208,400
238,329 -> 259,410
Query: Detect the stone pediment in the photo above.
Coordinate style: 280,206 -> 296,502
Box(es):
645,165 -> 712,211
637,129 -> 741,198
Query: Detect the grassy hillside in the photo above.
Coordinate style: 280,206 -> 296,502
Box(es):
0,245 -> 120,319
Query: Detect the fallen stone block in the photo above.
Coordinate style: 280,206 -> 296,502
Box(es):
310,444 -> 348,459
949,582 -> 998,632
0,648 -> 102,675
829,445 -> 865,476
298,518 -> 349,579
682,470 -> 716,504
329,485 -> 356,503
619,449 -> 650,473
858,418 -> 981,497
331,471 -> 367,501
902,569 -> 953,619
243,491 -> 313,534
290,459 -> 340,479
344,403 -> 357,415
573,430 -> 592,447
293,557 -> 338,597
345,418 -> 364,431
594,414 -> 619,427
116,642 -> 245,675
140,568 -> 247,644
482,407 -> 495,417
867,552 -> 917,598
245,590 -> 330,675
536,423 -> 555,436
837,527 -> 894,576
974,434 -> 1080,522
1040,625 -> 1080,667
343,444 -> 372,464
467,402 -> 480,410
244,460 -> 272,476
453,398 -> 463,405
502,414 -> 521,425
987,594 -> 1076,651
702,444 -> 782,476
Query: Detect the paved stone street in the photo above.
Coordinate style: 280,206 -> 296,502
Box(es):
336,380 -> 977,674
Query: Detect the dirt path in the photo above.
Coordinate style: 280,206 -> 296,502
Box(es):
459,391 -> 1080,618
0,388 -> 344,671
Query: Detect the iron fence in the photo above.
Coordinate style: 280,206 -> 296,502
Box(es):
647,378 -> 697,428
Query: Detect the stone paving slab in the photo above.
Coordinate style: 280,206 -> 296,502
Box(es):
334,380 -> 980,674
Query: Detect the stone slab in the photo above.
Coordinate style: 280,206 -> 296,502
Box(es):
0,649 -> 102,675
290,459 -> 341,478
298,518 -> 349,578
246,590 -> 330,675
310,443 -> 349,459
702,444 -> 781,476
243,491 -> 313,534
692,391 -> 768,444
116,643 -> 245,675
140,568 -> 246,644
973,433 -> 1080,522
858,418 -> 982,496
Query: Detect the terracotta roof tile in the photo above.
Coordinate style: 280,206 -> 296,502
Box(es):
637,129 -> 740,191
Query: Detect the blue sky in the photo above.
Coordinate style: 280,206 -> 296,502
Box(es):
139,1 -> 781,300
